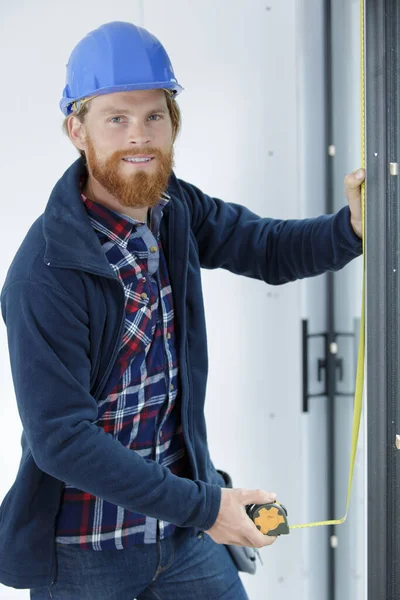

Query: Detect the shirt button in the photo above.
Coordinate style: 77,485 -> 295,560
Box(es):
167,332 -> 171,340
170,384 -> 174,391
150,245 -> 158,253
159,430 -> 162,439
141,293 -> 148,300
197,532 -> 203,539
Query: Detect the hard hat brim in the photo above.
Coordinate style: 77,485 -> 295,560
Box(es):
60,81 -> 184,116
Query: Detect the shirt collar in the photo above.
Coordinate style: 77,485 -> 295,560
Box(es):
80,180 -> 169,249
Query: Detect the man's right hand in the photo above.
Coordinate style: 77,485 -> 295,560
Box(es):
204,487 -> 278,548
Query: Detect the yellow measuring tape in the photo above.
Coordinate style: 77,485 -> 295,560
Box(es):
290,0 -> 366,532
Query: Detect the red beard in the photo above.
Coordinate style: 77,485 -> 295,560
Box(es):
85,137 -> 175,209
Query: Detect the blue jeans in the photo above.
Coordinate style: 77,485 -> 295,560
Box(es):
30,528 -> 249,599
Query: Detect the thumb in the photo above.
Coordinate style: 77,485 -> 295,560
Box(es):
345,168 -> 365,198
241,489 -> 277,506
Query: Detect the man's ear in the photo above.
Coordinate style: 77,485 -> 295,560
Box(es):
68,116 -> 87,152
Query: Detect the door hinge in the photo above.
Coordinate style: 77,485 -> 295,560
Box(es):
302,319 -> 357,413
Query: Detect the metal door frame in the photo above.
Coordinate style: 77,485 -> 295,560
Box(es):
365,0 -> 400,598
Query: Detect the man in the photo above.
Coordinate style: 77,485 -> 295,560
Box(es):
0,21 -> 364,600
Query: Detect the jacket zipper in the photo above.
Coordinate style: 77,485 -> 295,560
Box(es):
45,260 -> 126,401
92,278 -> 126,400
184,338 -> 196,478
167,206 -> 197,480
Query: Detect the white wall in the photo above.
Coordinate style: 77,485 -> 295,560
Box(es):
0,1 -> 357,598
297,1 -> 330,598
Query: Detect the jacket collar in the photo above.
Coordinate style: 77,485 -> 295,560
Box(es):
43,157 -> 178,277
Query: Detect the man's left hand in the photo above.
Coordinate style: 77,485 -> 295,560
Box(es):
345,168 -> 365,239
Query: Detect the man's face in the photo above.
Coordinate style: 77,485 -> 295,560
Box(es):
78,89 -> 175,209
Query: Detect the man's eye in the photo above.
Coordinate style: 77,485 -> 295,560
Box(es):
110,115 -> 161,123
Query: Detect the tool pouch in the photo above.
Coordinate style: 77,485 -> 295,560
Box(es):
216,469 -> 262,575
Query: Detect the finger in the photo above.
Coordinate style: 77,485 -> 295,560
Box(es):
262,535 -> 278,547
345,168 -> 365,197
243,520 -> 278,548
246,531 -> 278,549
347,168 -> 365,184
240,488 -> 277,506
255,528 -> 277,547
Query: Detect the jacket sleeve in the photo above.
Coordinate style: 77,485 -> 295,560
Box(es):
181,181 -> 362,283
0,280 -> 221,531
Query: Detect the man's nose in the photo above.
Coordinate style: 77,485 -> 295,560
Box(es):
126,121 -> 151,145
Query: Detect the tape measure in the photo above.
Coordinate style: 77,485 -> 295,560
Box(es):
248,0 -> 366,536
246,502 -> 290,536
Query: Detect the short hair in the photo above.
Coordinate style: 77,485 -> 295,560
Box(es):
62,90 -> 182,160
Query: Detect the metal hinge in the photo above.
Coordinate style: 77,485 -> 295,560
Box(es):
302,319 -> 358,413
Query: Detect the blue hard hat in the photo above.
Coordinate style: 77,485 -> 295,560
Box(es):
60,21 -> 184,116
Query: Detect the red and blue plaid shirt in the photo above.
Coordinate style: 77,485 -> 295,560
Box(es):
54,186 -> 191,549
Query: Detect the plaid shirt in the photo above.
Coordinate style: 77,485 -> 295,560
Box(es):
54,187 -> 191,549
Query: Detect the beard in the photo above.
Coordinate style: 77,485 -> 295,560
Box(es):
84,135 -> 175,209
